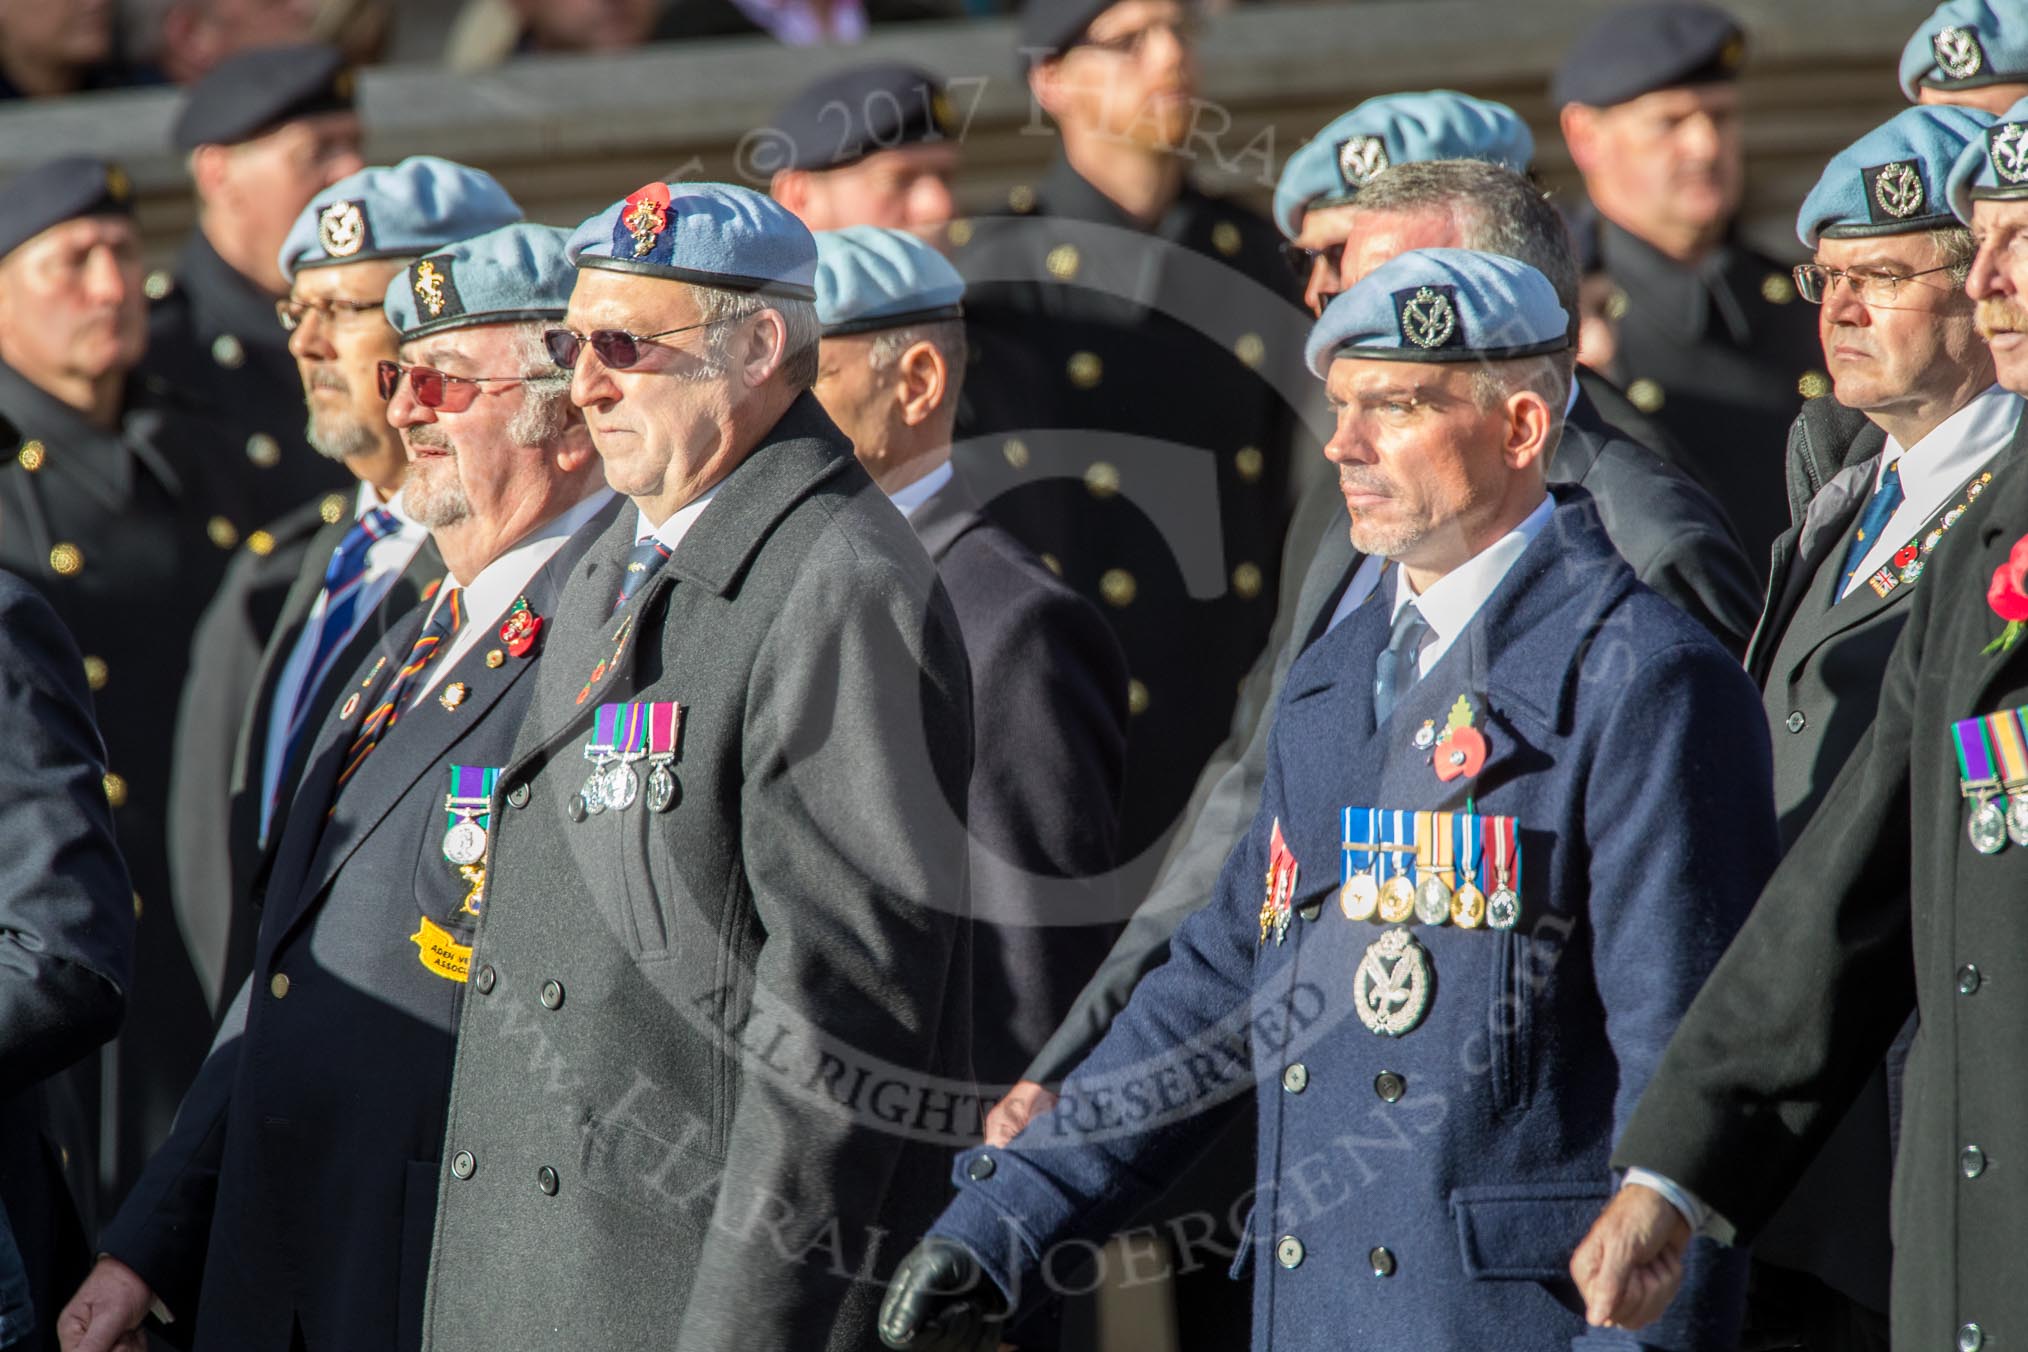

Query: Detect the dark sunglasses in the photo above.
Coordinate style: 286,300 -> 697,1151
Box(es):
376,359 -> 536,411
543,316 -> 734,371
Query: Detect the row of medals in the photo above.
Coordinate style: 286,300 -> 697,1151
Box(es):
1340,863 -> 1518,930
581,750 -> 678,816
1965,791 -> 2028,855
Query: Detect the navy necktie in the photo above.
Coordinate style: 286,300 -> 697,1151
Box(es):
1372,599 -> 1430,726
276,506 -> 401,791
1838,458 -> 1905,597
614,538 -> 673,613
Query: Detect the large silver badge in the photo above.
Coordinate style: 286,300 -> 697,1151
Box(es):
1873,162 -> 1925,219
1337,135 -> 1390,189
1353,927 -> 1432,1037
1401,287 -> 1457,350
1992,124 -> 2028,185
318,201 -> 366,258
1935,25 -> 1985,81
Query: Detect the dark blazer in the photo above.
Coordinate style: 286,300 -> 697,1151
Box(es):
169,493 -> 441,1011
0,572 -> 133,1352
1024,386 -> 1759,1086
421,397 -> 976,1352
102,503 -> 609,1352
931,488 -> 1775,1351
910,475 -> 1129,1090
1612,433 -> 2028,1351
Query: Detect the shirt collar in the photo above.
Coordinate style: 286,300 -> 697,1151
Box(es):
447,487 -> 615,593
634,481 -> 725,554
884,459 -> 954,520
1390,492 -> 1556,645
1878,382 -> 2024,499
354,479 -> 422,528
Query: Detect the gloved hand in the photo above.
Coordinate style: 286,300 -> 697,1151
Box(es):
877,1237 -> 1009,1352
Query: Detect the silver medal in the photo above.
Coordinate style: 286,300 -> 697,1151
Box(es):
603,761 -> 640,811
1487,886 -> 1521,930
2009,795 -> 2028,849
647,762 -> 677,812
1971,797 -> 2009,854
443,820 -> 487,866
1414,875 -> 1452,926
581,770 -> 608,815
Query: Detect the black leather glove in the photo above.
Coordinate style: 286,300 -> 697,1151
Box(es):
878,1238 -> 1009,1352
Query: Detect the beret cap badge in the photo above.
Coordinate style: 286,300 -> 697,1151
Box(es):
1993,123 -> 2028,186
1337,135 -> 1390,190
1871,161 -> 1926,220
1936,25 -> 1986,80
1399,286 -> 1459,350
414,259 -> 447,317
105,165 -> 130,202
318,200 -> 366,258
622,184 -> 670,258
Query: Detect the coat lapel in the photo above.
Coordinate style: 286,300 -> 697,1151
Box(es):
909,475 -> 986,563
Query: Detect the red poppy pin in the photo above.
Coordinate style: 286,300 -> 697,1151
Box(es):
1432,695 -> 1488,782
499,595 -> 543,658
1985,534 -> 2028,655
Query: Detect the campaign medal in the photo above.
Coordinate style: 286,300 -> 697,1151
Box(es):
1353,928 -> 1433,1036
499,595 -> 543,658
1953,712 -> 2010,854
1413,808 -> 1453,926
580,705 -> 619,815
1257,818 -> 1299,946
1982,706 -> 2028,847
1867,472 -> 1993,599
1450,812 -> 1487,928
1376,809 -> 1417,924
601,702 -> 649,811
442,764 -> 498,871
1339,807 -> 1380,921
645,701 -> 684,812
1432,695 -> 1489,783
1484,815 -> 1521,929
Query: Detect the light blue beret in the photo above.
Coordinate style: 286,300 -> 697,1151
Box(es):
382,223 -> 574,341
1947,96 -> 2028,220
1798,104 -> 1992,246
1900,0 -> 2028,101
812,226 -> 964,337
565,180 -> 816,300
280,156 -> 522,283
1271,92 -> 1534,240
1303,248 -> 1569,378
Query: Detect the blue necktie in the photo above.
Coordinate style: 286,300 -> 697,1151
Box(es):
1372,599 -> 1431,726
614,538 -> 673,613
1838,458 -> 1905,596
276,506 -> 401,788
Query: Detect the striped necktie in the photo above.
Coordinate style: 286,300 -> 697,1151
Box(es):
279,506 -> 402,781
337,587 -> 462,788
614,538 -> 672,613
1838,458 -> 1905,597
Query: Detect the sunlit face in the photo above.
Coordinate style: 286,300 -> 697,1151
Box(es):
1918,82 -> 2028,117
0,215 -> 145,388
1967,199 -> 2028,393
209,112 -> 366,291
1814,232 -> 1984,417
1322,358 -> 1513,568
385,324 -> 556,531
1568,84 -> 1744,244
789,144 -> 961,239
285,257 -> 405,461
1039,0 -> 1199,151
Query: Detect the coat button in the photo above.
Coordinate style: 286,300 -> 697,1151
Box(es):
1281,1063 -> 1309,1094
1275,1235 -> 1304,1269
1958,964 -> 1981,995
1374,1071 -> 1405,1102
540,980 -> 564,1010
1962,1145 -> 1987,1179
474,965 -> 496,994
1785,711 -> 1806,734
507,781 -> 531,809
537,1165 -> 559,1196
1368,1246 -> 1396,1277
451,1150 -> 475,1180
966,1154 -> 996,1182
1959,1323 -> 1984,1352
566,794 -> 587,823
269,973 -> 291,999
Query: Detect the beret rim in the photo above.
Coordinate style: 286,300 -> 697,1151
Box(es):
1970,184 -> 2028,201
575,255 -> 817,301
294,248 -> 418,271
1922,71 -> 2025,91
397,305 -> 572,342
1328,336 -> 1572,365
820,302 -> 966,337
1818,214 -> 1963,238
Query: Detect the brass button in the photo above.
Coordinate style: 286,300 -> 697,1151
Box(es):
82,655 -> 107,691
946,219 -> 974,248
1084,461 -> 1120,499
143,269 -> 173,301
1798,370 -> 1831,399
212,334 -> 245,369
1234,333 -> 1265,368
451,1150 -> 475,1180
132,892 -> 143,918
1008,184 -> 1035,213
540,980 -> 564,1010
1374,1070 -> 1406,1102
1761,272 -> 1795,304
1211,221 -> 1241,257
247,530 -> 276,557
1039,553 -> 1062,577
1045,244 -> 1080,280
319,493 -> 347,525
1275,1235 -> 1304,1269
1605,287 -> 1629,321
102,772 -> 127,808
1959,963 -> 1981,995
1067,351 -> 1103,389
1281,1063 -> 1308,1094
1235,446 -> 1263,482
486,649 -> 505,668
207,516 -> 239,549
537,1165 -> 559,1195
1127,678 -> 1149,716
246,434 -> 281,468
1627,378 -> 1664,414
1099,569 -> 1137,608
1369,1246 -> 1396,1277
16,439 -> 44,471
270,972 -> 291,999
1233,562 -> 1263,600
1002,438 -> 1030,470
49,542 -> 82,576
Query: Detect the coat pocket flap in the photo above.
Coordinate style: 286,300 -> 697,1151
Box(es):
1448,1181 -> 1610,1281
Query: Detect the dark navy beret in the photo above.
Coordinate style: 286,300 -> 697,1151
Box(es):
1901,1 -> 2028,100
1305,248 -> 1569,377
567,181 -> 817,300
1018,0 -> 1113,67
1551,1 -> 1746,109
171,43 -> 355,151
769,63 -> 956,172
280,157 -> 523,282
384,224 -> 574,342
1798,105 -> 1991,246
0,157 -> 135,261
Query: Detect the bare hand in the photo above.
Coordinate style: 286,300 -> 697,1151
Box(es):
57,1255 -> 155,1352
983,1081 -> 1057,1148
1570,1184 -> 1691,1330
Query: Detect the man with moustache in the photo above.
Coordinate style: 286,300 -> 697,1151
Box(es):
1571,103 -> 2028,1352
769,64 -> 962,240
419,182 -> 972,1352
58,222 -> 616,1352
1903,1 -> 2028,117
950,0 -> 1304,894
1556,0 -> 1821,573
880,248 -> 1776,1352
169,157 -> 520,1016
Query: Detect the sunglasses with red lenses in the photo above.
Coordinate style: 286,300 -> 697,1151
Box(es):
376,360 -> 534,411
542,316 -> 731,371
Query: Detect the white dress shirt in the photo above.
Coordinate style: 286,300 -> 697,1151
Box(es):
885,460 -> 953,521
1838,383 -> 2022,599
259,483 -> 430,839
409,489 -> 617,705
635,481 -> 725,553
1325,494 -> 1556,652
